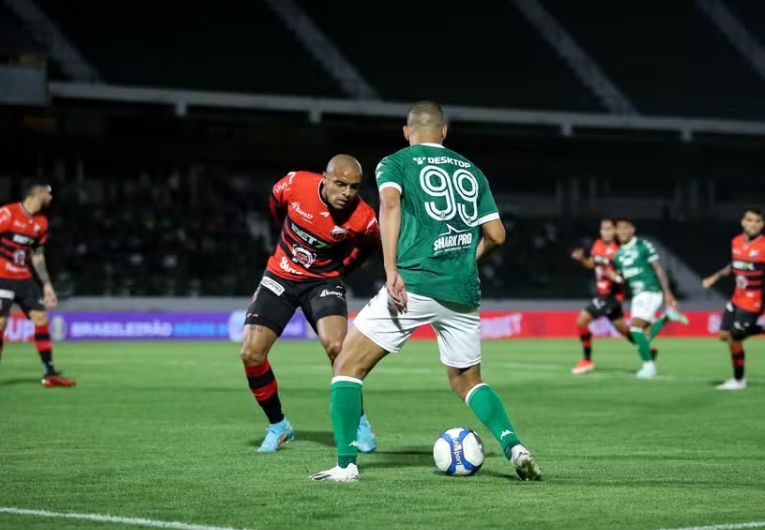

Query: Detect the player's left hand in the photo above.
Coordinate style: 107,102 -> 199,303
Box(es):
42,283 -> 58,309
386,271 -> 408,313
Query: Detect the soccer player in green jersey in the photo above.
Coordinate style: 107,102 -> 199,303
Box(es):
309,101 -> 542,482
612,218 -> 688,378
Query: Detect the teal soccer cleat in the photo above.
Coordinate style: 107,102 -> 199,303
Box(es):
257,418 -> 295,452
665,307 -> 689,325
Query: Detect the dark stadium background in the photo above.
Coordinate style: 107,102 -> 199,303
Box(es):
2,0 -> 764,304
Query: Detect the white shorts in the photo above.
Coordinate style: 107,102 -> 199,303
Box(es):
353,287 -> 481,368
630,291 -> 663,323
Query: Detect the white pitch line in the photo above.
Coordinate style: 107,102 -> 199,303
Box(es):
658,521 -> 765,530
0,507 -> 252,530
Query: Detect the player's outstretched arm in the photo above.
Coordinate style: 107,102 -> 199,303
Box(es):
476,219 -> 506,263
31,246 -> 58,308
570,248 -> 595,269
651,260 -> 676,307
702,264 -> 731,289
379,187 -> 407,312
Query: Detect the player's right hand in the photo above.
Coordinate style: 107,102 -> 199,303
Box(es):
570,248 -> 585,261
42,283 -> 58,309
386,271 -> 408,313
701,275 -> 717,289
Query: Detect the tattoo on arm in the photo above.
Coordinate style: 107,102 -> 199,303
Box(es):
31,247 -> 51,285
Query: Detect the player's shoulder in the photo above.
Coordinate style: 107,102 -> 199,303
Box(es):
732,233 -> 745,246
638,237 -> 657,253
1,202 -> 19,214
376,147 -> 410,168
34,212 -> 48,228
282,170 -> 322,184
275,170 -> 321,196
349,196 -> 377,225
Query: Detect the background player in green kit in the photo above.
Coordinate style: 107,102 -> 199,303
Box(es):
310,101 -> 542,482
612,218 -> 688,378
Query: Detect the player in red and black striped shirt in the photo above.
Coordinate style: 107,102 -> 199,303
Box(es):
241,154 -> 380,452
0,182 -> 75,387
703,207 -> 765,390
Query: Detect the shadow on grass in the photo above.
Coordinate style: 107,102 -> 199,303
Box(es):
245,430 -> 337,449
294,430 -> 336,447
0,377 -> 40,386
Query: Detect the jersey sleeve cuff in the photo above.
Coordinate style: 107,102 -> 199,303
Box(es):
478,212 -> 500,224
378,182 -> 402,193
648,255 -> 660,262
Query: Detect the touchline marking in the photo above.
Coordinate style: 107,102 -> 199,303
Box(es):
658,521 -> 765,530
0,507 -> 253,530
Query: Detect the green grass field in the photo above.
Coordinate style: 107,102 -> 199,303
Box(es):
1,338 -> 764,530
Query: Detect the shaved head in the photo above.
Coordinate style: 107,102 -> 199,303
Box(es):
326,154 -> 362,178
403,100 -> 447,146
322,154 -> 363,209
406,100 -> 445,130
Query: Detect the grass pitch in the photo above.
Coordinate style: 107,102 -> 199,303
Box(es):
1,338 -> 764,530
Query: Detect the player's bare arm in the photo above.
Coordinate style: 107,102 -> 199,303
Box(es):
650,260 -> 675,307
702,263 -> 732,289
31,246 -> 57,308
379,186 -> 407,312
570,248 -> 595,269
476,219 -> 506,263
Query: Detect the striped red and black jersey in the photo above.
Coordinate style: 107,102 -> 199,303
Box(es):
266,171 -> 379,281
0,202 -> 48,280
590,239 -> 624,300
730,233 -> 765,314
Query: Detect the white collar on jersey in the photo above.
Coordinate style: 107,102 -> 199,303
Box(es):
418,142 -> 445,148
622,237 -> 637,250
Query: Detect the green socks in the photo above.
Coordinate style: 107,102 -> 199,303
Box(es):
648,316 -> 669,341
466,383 -> 521,455
630,327 -> 653,362
330,377 -> 363,468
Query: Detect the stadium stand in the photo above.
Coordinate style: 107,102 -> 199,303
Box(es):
540,0 -> 765,119
34,0 -> 343,96
0,4 -> 41,56
295,0 -> 602,111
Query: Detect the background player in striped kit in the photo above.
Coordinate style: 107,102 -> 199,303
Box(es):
0,182 -> 75,387
702,207 -> 765,390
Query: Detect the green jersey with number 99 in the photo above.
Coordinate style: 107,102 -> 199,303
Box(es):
375,143 -> 500,308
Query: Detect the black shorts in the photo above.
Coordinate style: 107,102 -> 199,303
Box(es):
0,277 -> 45,316
584,295 -> 624,321
720,301 -> 762,340
244,271 -> 347,336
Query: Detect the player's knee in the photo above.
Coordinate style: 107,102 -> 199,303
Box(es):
29,312 -> 48,326
0,316 -> 7,331
240,341 -> 267,365
718,331 -> 731,342
332,351 -> 366,379
323,339 -> 343,362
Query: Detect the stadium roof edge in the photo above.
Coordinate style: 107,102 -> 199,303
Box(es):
48,81 -> 765,139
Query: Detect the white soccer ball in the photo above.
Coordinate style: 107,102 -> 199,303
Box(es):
433,428 -> 484,476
